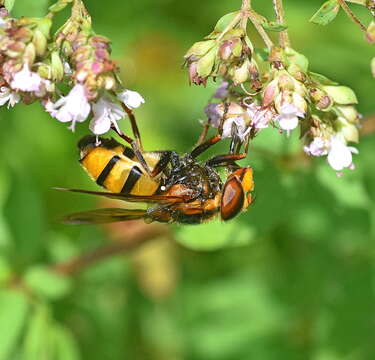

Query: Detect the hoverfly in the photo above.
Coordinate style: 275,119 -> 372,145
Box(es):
58,104 -> 254,225
58,133 -> 254,225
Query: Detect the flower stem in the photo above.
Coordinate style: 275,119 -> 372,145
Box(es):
273,0 -> 290,48
216,13 -> 242,42
240,0 -> 251,29
247,9 -> 274,49
337,0 -> 367,32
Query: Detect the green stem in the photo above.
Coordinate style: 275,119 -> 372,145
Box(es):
47,0 -> 73,19
338,0 -> 367,32
273,0 -> 290,48
240,0 -> 251,29
216,13 -> 242,42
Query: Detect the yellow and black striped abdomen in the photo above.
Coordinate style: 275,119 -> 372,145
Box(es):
80,145 -> 161,196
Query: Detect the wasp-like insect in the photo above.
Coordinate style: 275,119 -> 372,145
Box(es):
58,108 -> 254,225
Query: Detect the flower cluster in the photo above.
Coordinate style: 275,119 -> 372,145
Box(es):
186,10 -> 361,174
0,1 -> 145,135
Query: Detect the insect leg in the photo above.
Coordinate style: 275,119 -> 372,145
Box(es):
190,135 -> 222,158
120,103 -> 144,151
194,123 -> 210,147
110,124 -> 152,175
206,153 -> 246,168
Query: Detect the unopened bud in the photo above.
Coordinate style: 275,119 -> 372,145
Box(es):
38,64 -> 51,79
23,42 -> 36,65
33,29 -> 47,57
51,51 -> 64,81
336,105 -> 359,124
262,79 -> 279,107
310,88 -> 332,110
337,118 -> 359,143
196,48 -> 217,78
233,59 -> 250,85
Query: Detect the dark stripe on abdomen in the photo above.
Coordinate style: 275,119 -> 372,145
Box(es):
121,166 -> 142,194
96,155 -> 120,186
123,147 -> 135,159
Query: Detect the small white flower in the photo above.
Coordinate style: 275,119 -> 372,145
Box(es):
47,83 -> 91,131
205,103 -> 222,128
89,97 -> 125,135
10,63 -> 43,92
0,17 -> 6,28
117,89 -> 145,109
0,86 -> 20,108
303,137 -> 328,157
247,103 -> 274,130
222,116 -> 248,141
327,135 -> 358,171
275,103 -> 304,132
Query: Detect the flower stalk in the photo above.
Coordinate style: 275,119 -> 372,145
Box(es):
273,0 -> 291,48
338,0 -> 367,32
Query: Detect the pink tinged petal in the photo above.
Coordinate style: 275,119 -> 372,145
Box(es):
117,90 -> 145,109
304,137 -> 328,157
262,79 -> 278,107
48,84 -> 91,127
10,64 -> 43,92
90,97 -> 125,135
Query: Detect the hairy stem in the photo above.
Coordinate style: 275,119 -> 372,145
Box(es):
338,0 -> 367,32
273,0 -> 290,48
247,9 -> 274,49
240,0 -> 251,29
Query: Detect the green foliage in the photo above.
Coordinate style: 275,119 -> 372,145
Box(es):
0,290 -> 29,360
310,0 -> 341,26
0,0 -> 374,359
23,266 -> 72,300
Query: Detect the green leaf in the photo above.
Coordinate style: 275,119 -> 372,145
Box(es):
175,219 -> 255,251
24,266 -> 72,300
310,0 -> 340,26
23,305 -> 53,360
4,0 -> 15,12
214,11 -> 240,33
261,20 -> 288,32
0,256 -> 12,284
53,325 -> 81,360
309,71 -> 338,85
11,0 -> 50,17
0,290 -> 29,360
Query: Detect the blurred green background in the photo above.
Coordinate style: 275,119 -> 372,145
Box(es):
0,0 -> 374,359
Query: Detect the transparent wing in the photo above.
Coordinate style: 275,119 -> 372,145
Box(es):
62,208 -> 147,225
54,187 -> 187,203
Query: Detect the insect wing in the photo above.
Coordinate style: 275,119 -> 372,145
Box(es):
62,208 -> 147,225
54,187 -> 187,203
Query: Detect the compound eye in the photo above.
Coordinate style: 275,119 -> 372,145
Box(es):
220,176 -> 245,221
